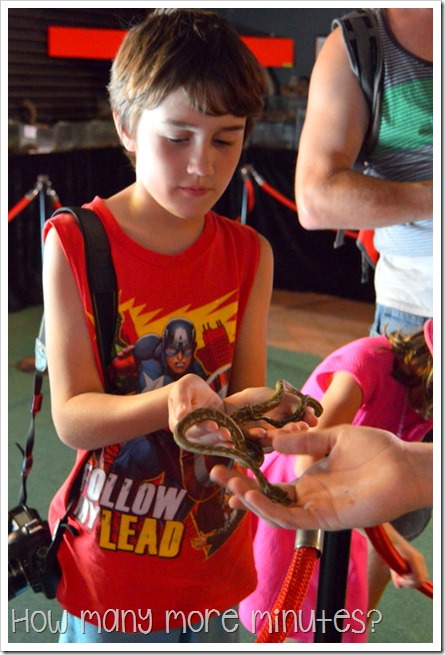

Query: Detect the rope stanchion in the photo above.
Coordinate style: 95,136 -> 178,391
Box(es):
237,166 -> 255,224
9,175 -> 63,368
255,530 -> 323,643
254,522 -> 433,645
314,529 -> 351,642
8,175 -> 62,225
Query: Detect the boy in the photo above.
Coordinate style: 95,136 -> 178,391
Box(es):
43,9 -> 288,643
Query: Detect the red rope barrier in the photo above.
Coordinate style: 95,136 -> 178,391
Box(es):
244,178 -> 255,213
235,175 -> 255,223
260,179 -> 298,213
8,194 -> 35,222
8,176 -> 62,223
246,164 -> 359,240
254,522 -> 432,645
365,525 -> 433,599
256,546 -> 319,643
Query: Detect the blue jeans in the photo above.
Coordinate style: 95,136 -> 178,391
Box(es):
58,609 -> 240,644
370,304 -> 430,336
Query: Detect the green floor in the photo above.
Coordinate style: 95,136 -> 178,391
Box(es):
7,305 -> 435,646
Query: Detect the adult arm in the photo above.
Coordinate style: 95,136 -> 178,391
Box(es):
227,233 -> 273,393
295,27 -> 432,230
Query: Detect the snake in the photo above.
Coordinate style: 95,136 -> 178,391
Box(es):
173,379 -> 323,506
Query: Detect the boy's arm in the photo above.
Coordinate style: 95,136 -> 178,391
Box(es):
43,228 -> 219,450
295,27 -> 433,231
228,233 -> 273,393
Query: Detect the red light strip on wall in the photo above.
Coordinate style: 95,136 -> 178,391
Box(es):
241,36 -> 293,68
48,27 -> 125,60
47,26 -> 294,67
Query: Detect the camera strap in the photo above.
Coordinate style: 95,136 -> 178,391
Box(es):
18,206 -> 117,530
50,206 -> 118,380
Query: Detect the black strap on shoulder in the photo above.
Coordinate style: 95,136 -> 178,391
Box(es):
332,8 -> 383,154
51,206 -> 117,378
17,207 -> 117,506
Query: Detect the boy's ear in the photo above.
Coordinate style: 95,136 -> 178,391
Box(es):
113,111 -> 135,152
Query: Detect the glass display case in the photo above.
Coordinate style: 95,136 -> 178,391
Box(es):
248,96 -> 307,150
8,119 -> 119,154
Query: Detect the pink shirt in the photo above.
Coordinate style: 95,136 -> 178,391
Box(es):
302,335 -> 432,441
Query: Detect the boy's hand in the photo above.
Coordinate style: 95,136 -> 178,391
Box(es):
168,373 -> 225,439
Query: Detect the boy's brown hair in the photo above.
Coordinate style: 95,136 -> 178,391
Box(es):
109,9 -> 266,152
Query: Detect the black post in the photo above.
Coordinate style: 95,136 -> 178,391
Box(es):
314,529 -> 352,643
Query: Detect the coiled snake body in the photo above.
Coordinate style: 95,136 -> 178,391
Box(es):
173,380 -> 323,506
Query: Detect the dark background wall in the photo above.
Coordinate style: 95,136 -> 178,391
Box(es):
208,8 -> 357,86
9,7 -> 357,125
9,7 -> 372,310
8,8 -> 148,124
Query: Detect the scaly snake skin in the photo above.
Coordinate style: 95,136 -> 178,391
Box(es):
173,380 -> 323,505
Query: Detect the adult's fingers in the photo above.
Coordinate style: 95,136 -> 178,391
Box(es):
210,464 -> 323,530
272,427 -> 334,456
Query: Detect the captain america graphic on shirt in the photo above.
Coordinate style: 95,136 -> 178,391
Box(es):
73,301 -> 245,559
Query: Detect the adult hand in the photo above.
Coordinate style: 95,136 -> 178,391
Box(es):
210,425 -> 433,530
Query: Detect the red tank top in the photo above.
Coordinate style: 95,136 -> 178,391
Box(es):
44,197 -> 260,631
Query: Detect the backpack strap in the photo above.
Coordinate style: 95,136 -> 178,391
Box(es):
332,8 -> 383,155
331,9 -> 383,282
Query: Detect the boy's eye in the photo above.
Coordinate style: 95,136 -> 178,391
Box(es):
167,137 -> 188,144
165,135 -> 238,147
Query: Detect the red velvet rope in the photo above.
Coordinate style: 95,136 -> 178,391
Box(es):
259,179 -> 298,213
255,523 -> 432,644
244,165 -> 359,240
8,178 -> 62,222
8,195 -> 34,222
365,525 -> 433,599
255,546 -> 319,643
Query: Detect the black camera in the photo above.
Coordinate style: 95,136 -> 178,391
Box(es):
8,503 -> 61,601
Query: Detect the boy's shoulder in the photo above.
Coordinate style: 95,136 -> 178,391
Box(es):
208,210 -> 259,239
43,196 -> 105,238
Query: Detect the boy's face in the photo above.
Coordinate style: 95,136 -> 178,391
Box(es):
124,88 -> 246,221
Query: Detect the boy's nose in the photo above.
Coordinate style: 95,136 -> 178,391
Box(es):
187,146 -> 214,177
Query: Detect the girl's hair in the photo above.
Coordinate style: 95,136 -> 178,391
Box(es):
388,327 -> 433,419
108,9 -> 266,146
